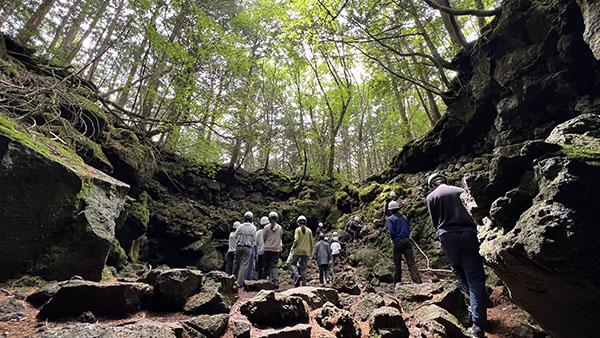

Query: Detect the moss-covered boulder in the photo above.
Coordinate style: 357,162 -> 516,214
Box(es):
0,116 -> 129,282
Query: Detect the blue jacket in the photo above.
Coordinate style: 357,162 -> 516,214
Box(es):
387,213 -> 410,241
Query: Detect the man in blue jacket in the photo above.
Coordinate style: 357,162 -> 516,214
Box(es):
387,200 -> 422,284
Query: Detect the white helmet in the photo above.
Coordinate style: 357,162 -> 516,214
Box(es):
233,221 -> 241,229
297,215 -> 307,223
428,173 -> 448,188
324,236 -> 328,241
244,211 -> 254,219
268,211 -> 278,219
353,216 -> 360,221
389,191 -> 397,198
333,231 -> 338,236
318,222 -> 323,227
260,216 -> 269,226
333,236 -> 338,242
388,200 -> 400,211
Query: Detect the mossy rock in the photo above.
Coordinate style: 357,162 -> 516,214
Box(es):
359,183 -> 383,203
106,239 -> 128,271
334,190 -> 353,213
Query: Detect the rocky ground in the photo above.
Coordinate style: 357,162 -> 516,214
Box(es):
0,249 -> 546,338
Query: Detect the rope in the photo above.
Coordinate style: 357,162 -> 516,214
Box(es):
410,238 -> 454,274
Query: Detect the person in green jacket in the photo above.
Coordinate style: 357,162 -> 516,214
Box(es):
290,215 -> 313,287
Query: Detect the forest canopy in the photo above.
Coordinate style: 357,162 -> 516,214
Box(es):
0,0 -> 499,181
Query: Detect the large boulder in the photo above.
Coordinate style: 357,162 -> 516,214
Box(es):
472,114 -> 600,338
182,314 -> 229,338
37,280 -> 151,320
331,272 -> 361,295
413,305 -> 469,338
369,306 -> 409,338
0,297 -> 25,322
240,290 -> 308,328
280,287 -> 339,309
395,281 -> 469,324
151,268 -> 203,310
38,320 -> 181,338
257,324 -> 311,338
577,0 -> 600,59
314,304 -> 361,338
352,293 -> 385,321
0,120 -> 129,282
184,270 -> 237,315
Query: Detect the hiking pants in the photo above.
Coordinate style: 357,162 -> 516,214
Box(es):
393,237 -> 422,284
263,251 -> 280,284
318,264 -> 330,284
439,231 -> 487,327
290,255 -> 308,286
233,245 -> 252,287
225,251 -> 235,275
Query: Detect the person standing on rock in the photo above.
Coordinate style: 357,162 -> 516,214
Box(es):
346,216 -> 363,241
263,211 -> 283,287
233,211 -> 257,288
255,216 -> 268,279
387,200 -> 422,284
225,221 -> 241,275
426,173 -> 487,338
384,191 -> 398,217
315,222 -> 327,239
290,215 -> 313,287
313,234 -> 332,285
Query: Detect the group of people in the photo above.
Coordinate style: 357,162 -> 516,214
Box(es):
385,173 -> 487,338
224,212 -> 343,289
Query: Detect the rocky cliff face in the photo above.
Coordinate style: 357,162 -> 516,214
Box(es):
373,0 -> 600,337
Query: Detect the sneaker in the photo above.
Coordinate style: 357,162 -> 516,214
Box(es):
467,324 -> 485,338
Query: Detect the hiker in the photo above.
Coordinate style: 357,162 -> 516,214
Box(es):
255,216 -> 268,279
384,191 -> 398,217
346,216 -> 363,241
330,236 -> 341,269
313,234 -> 331,285
263,211 -> 283,287
315,222 -> 327,239
426,173 -> 487,338
290,215 -> 313,287
232,211 -> 257,288
387,200 -> 422,284
225,221 -> 241,275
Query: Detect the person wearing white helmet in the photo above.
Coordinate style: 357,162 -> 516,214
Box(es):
225,221 -> 241,275
346,215 -> 363,242
387,200 -> 421,284
385,191 -> 398,217
232,211 -> 257,288
426,173 -> 486,338
263,211 -> 283,287
315,221 -> 327,239
290,215 -> 313,287
254,216 -> 269,279
330,236 -> 341,269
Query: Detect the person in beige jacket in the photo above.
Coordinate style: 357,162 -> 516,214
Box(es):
262,211 -> 283,287
290,215 -> 313,287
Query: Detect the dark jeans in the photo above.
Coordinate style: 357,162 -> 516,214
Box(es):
225,251 -> 235,275
392,237 -> 422,284
440,231 -> 487,327
331,254 -> 339,268
318,264 -> 330,284
246,245 -> 257,280
263,251 -> 280,284
257,254 -> 265,279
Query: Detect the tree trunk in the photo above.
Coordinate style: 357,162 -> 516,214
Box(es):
438,0 -> 470,49
58,3 -> 89,59
47,2 -> 78,53
474,0 -> 487,30
66,0 -> 111,62
116,36 -> 149,107
0,0 -> 19,26
17,0 -> 58,43
87,0 -> 125,79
